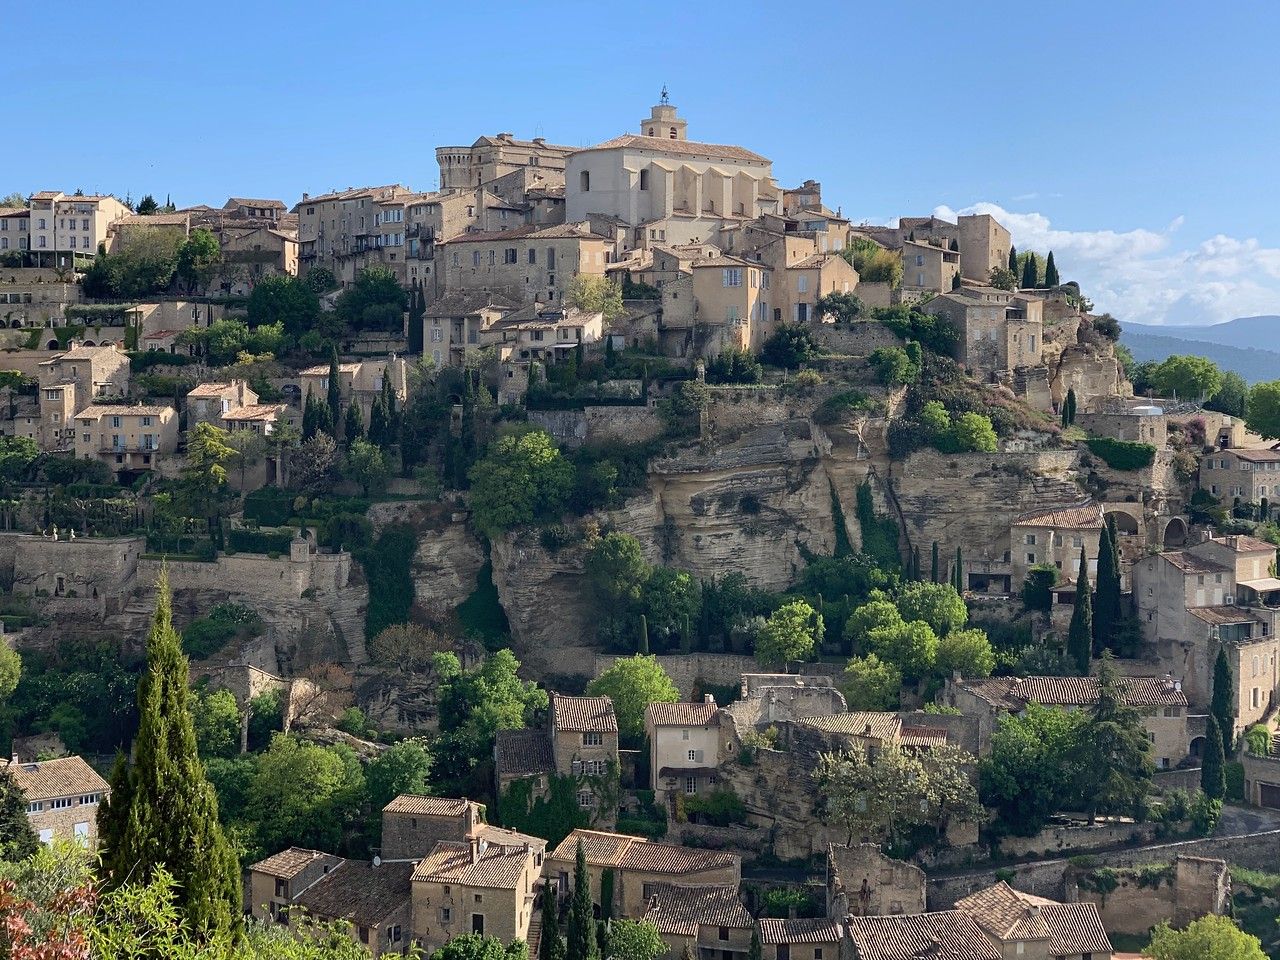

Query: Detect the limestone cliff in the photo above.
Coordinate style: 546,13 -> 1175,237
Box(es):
368,500 -> 485,618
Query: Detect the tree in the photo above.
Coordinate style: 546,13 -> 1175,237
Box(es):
290,431 -> 339,494
586,655 -> 679,746
136,194 -> 159,215
0,764 -> 38,861
1007,245 -> 1018,274
1211,647 -> 1236,757
1020,252 -> 1038,290
1201,714 -> 1226,800
336,267 -> 408,331
843,599 -> 904,652
1154,355 -> 1223,403
988,266 -> 1017,291
247,274 -> 321,339
949,412 -> 998,453
980,703 -> 1087,836
175,229 -> 220,292
1148,915 -> 1266,960
247,734 -> 364,857
605,920 -> 665,960
97,568 -> 241,939
1246,380 -> 1280,440
936,628 -> 995,679
567,274 -> 624,321
641,568 -> 701,643
345,438 -> 388,496
468,428 -> 575,538
1043,251 -> 1059,288
704,348 -> 763,385
539,879 -> 565,960
896,581 -> 967,636
760,325 -> 822,369
1072,654 -> 1154,821
1067,547 -> 1092,674
192,688 -> 241,760
433,934 -> 531,960
0,643 -> 19,702
343,401 -> 365,447
368,622 -> 451,671
326,350 -> 342,428
364,739 -> 433,815
839,653 -> 901,710
755,600 -> 823,667
867,619 -> 938,681
1202,368 -> 1249,417
1022,565 -> 1057,612
814,291 -> 863,324
1064,386 -> 1077,426
566,840 -> 599,960
1093,520 -> 1122,655
407,279 -> 426,354
181,422 -> 235,531
585,532 -> 651,611
953,546 -> 963,592
868,346 -> 920,386
749,928 -> 763,960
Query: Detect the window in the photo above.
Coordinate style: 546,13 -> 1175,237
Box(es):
580,171 -> 590,192
1025,533 -> 1036,545
52,797 -> 73,810
504,248 -> 517,264
547,248 -> 556,270
681,729 -> 690,740
471,915 -> 485,936
1026,552 -> 1036,564
722,268 -> 742,287
688,749 -> 698,761
815,951 -> 823,960
441,907 -> 452,923
578,790 -> 594,808
26,800 -> 42,813
141,416 -> 152,427
431,328 -> 443,342
583,731 -> 603,746
915,254 -> 924,266
488,250 -> 496,265
777,946 -> 790,960
639,169 -> 649,190
275,879 -> 288,898
528,248 -> 536,264
718,927 -> 730,942
359,927 -> 369,945
797,275 -> 808,294
472,250 -> 481,267
684,776 -> 697,795
388,925 -> 402,944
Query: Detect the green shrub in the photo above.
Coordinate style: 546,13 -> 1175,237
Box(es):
1086,436 -> 1156,470
1226,761 -> 1245,802
1245,724 -> 1272,756
243,486 -> 295,526
682,788 -> 746,826
227,527 -> 294,555
356,524 -> 416,640
814,389 -> 874,425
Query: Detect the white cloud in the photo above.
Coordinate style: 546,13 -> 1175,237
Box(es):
930,202 -> 1280,326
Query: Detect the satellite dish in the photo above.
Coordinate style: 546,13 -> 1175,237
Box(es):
373,855 -> 382,867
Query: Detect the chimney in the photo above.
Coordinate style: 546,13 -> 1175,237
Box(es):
703,694 -> 715,705
469,836 -> 480,864
302,193 -> 309,200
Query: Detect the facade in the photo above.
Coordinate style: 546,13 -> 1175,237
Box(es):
826,843 -> 926,918
380,795 -> 484,861
437,134 -> 575,191
925,287 -> 1044,379
186,379 -> 259,429
1198,445 -> 1280,502
688,257 -> 773,352
247,846 -> 343,922
107,212 -> 191,253
565,100 -> 781,244
784,253 -> 858,324
222,403 -> 293,437
957,214 -> 1013,283
437,222 -> 610,306
37,344 -> 131,451
644,698 -> 721,810
7,755 -> 109,847
955,882 -> 1113,960
298,357 -> 408,423
73,404 -> 179,473
422,291 -> 519,368
644,884 -> 753,960
26,192 -> 131,267
757,919 -> 844,960
901,239 -> 960,297
294,184 -> 411,287
546,829 -> 740,919
1008,501 -> 1103,593
483,306 -> 604,405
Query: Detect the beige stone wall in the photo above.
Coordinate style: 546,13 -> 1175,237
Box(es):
380,809 -> 470,861
439,233 -> 608,306
527,405 -> 664,448
1066,857 -> 1230,935
411,868 -> 536,953
828,843 -> 926,917
27,793 -> 103,847
137,550 -> 351,604
812,321 -> 904,357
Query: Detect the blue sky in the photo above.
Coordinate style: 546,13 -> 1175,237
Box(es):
6,1 -> 1280,325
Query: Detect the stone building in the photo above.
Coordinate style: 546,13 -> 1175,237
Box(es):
643,883 -> 753,960
1008,501 -> 1103,594
298,357 -> 408,424
436,134 -> 575,191
645,697 -> 721,809
826,843 -> 926,919
294,184 -> 411,288
73,403 -> 179,474
186,379 -> 259,429
379,794 -> 483,861
295,859 -> 414,957
688,256 -> 773,352
844,912 -> 1000,960
36,343 -> 131,451
1064,856 -> 1229,937
1076,402 -> 1167,448
26,191 -> 132,269
247,846 -> 342,922
7,754 -> 109,847
422,291 -> 518,368
954,882 -> 1113,960
901,239 -> 960,298
956,214 -> 1013,284
757,919 -> 844,960
1198,444 -> 1280,503
546,828 -> 740,919
924,286 -> 1044,380
436,222 -> 610,306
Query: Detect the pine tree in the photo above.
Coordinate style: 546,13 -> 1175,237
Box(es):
98,567 -> 241,938
0,764 -> 38,861
931,542 -> 939,584
1008,245 -> 1018,274
1201,715 -> 1226,800
566,840 -> 599,960
326,348 -> 342,429
407,280 -> 425,355
1094,520 -> 1122,655
1211,647 -> 1236,757
1067,547 -> 1093,674
539,879 -> 565,960
910,545 -> 921,581
343,400 -> 365,447
1044,251 -> 1059,288
1020,252 -> 1038,290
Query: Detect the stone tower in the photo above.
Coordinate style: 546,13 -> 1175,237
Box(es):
640,90 -> 688,141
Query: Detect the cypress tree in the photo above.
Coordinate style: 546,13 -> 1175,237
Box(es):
638,614 -> 649,655
343,399 -> 365,447
1201,715 -> 1226,800
407,280 -> 425,355
0,764 -> 38,861
749,927 -> 762,960
1020,252 -> 1038,290
931,542 -> 939,583
302,390 -> 318,440
1094,520 -> 1122,655
326,348 -> 342,429
951,272 -> 962,291
566,839 -> 599,960
953,547 -> 963,592
1044,251 -> 1059,288
99,567 -> 241,938
599,867 -> 615,922
1065,387 -> 1077,425
369,395 -> 389,448
539,879 -> 565,960
1008,245 -> 1018,274
1067,547 -> 1093,674
1211,648 -> 1236,757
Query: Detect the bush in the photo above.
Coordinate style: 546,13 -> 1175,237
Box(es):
814,390 -> 874,424
1086,436 -> 1156,470
761,324 -> 822,369
243,486 -> 295,526
1245,724 -> 1272,756
1226,761 -> 1245,802
682,788 -> 746,826
705,348 -> 763,385
227,527 -> 294,555
182,602 -> 262,659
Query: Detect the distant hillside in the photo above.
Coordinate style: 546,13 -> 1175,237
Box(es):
1121,330 -> 1280,383
1122,315 -> 1280,350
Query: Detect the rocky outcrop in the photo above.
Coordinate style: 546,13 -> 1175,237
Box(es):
368,500 -> 485,618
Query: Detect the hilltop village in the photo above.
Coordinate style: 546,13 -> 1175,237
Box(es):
3,96 -> 1280,959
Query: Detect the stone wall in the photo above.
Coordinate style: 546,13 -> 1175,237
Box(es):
367,500 -> 484,618
996,821 -> 1160,860
828,843 -> 927,918
1065,856 -> 1230,935
813,321 -> 903,357
137,549 -> 351,603
6,534 -> 143,613
928,828 -> 1280,909
528,405 -> 664,448
702,388 -> 811,442
591,653 -> 842,699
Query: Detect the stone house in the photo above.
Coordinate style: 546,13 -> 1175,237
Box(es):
410,830 -> 545,954
298,357 -> 408,424
793,713 -> 950,755
957,214 -> 1013,284
1008,501 -> 1104,596
643,883 -> 754,960
546,829 -> 740,919
404,189 -> 525,291
758,919 -> 844,960
1242,750 -> 1280,808
222,403 -> 293,438
901,239 -> 960,298
422,290 -> 518,369
1075,402 -> 1167,448
784,253 -> 858,324
924,287 -> 1043,380
437,134 -> 574,192
945,675 -> 1191,769
380,794 -> 484,861
211,222 -> 298,296
295,859 -> 414,957
73,403 -> 178,474
293,184 -> 411,288
37,343 -> 130,451
106,212 -> 191,253
1198,444 -> 1280,503
954,881 -> 1112,960
645,697 -> 721,809
843,912 -> 1001,960
186,380 -> 260,429
689,256 -> 774,352
826,843 -> 926,919
6,754 -> 108,847
247,846 -> 343,922
493,729 -> 557,804
437,222 -> 610,307
26,191 -> 132,269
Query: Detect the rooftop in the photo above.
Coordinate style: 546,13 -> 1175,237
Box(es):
494,728 -> 555,778
955,882 -> 1053,942
962,675 -> 1188,709
225,197 -> 287,210
249,846 -> 336,880
4,755 -> 108,801
644,884 -> 752,937
77,404 -> 175,419
646,700 -> 719,728
221,404 -> 288,422
1210,534 -> 1278,554
843,911 -> 1001,960
550,829 -> 738,876
294,859 -> 413,925
186,382 -> 243,399
423,290 -> 520,317
1162,551 -> 1232,575
550,693 -> 618,734
758,919 -> 845,945
1012,501 -> 1103,530
798,712 -> 902,741
412,838 -> 533,889
382,795 -> 474,818
577,134 -> 769,165
440,222 -> 607,245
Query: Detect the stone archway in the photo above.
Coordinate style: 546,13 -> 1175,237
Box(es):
80,340 -> 95,347
1105,510 -> 1140,536
46,339 -> 59,350
1163,517 -> 1188,548
1190,735 -> 1206,759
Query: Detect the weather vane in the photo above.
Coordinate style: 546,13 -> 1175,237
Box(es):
660,85 -> 669,104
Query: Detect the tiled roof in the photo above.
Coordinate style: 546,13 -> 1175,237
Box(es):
1009,675 -> 1188,708
691,254 -> 769,271
1162,551 -> 1231,574
424,290 -> 520,317
225,198 -> 287,210
1189,606 -> 1262,626
300,362 -> 362,376
222,404 -> 287,422
578,135 -> 769,164
294,184 -> 408,207
645,701 -> 719,728
799,712 -> 902,740
49,345 -> 120,361
898,725 -> 950,748
5,755 -> 107,801
1215,534 -> 1278,554
186,382 -> 240,399
475,824 -> 546,851
494,729 -> 555,778
954,677 -> 1019,710
644,884 -> 751,937
295,860 -> 412,925
1012,501 -> 1103,530
112,213 -> 190,228
789,254 -> 843,270
843,911 -> 1001,960
249,846 -> 335,880
382,795 -> 472,818
955,882 -> 1052,942
412,839 -> 531,889
550,693 -> 618,734
1223,447 -> 1280,463
1039,903 -> 1112,957
550,829 -> 738,876
758,919 -> 844,945
77,404 -> 175,418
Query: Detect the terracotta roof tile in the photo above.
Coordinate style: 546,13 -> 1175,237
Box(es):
798,712 -> 901,740
1189,606 -> 1263,626
440,222 -> 606,244
550,829 -> 739,877
411,839 -> 532,889
1039,903 -> 1112,957
645,701 -> 719,728
249,846 -> 337,880
578,135 -> 769,164
382,795 -> 473,817
1012,501 -> 1103,530
644,884 -> 752,937
843,911 -> 1001,960
4,755 -> 107,801
550,693 -> 618,734
1216,534 -> 1278,554
1005,675 -> 1188,708
494,729 -> 555,778
758,919 -> 844,945
294,859 -> 412,925
955,882 -> 1051,942
1161,551 -> 1231,574
222,404 -> 288,422
186,382 -> 242,399
76,404 -> 175,418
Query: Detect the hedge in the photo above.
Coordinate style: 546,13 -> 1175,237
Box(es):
1086,436 -> 1156,471
244,486 -> 295,526
227,527 -> 294,555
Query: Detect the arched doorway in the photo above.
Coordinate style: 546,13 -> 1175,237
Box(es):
1163,517 -> 1188,548
1105,511 -> 1140,536
46,339 -> 59,350
1190,735 -> 1206,759
80,340 -> 95,347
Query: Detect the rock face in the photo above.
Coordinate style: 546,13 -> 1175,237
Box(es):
368,500 -> 486,619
